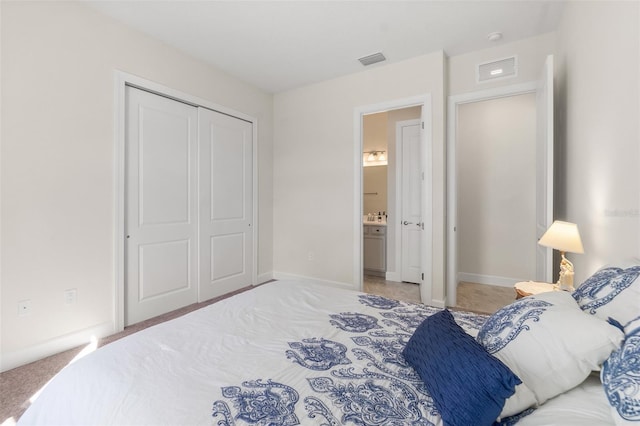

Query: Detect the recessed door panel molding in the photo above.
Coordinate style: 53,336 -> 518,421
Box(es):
138,105 -> 192,227
210,124 -> 248,221
211,233 -> 245,281
199,108 -> 254,301
139,239 -> 191,301
125,86 -> 198,326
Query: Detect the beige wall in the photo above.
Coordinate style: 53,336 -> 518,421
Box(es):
457,94 -> 537,283
555,1 -> 640,281
363,167 -> 387,215
363,111 -> 388,153
0,1 -> 274,370
363,112 -> 388,214
273,52 -> 446,302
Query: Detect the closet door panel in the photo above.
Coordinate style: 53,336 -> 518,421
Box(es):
199,108 -> 253,300
125,87 -> 198,326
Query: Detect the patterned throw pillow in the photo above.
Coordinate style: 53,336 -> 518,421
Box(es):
602,316 -> 640,425
572,259 -> 640,325
477,291 -> 624,407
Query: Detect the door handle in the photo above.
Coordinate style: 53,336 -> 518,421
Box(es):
403,221 -> 413,225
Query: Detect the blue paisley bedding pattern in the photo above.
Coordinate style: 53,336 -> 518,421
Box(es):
476,298 -> 551,354
212,296 -> 489,425
286,338 -> 352,371
602,315 -> 640,422
212,380 -> 300,426
572,266 -> 640,314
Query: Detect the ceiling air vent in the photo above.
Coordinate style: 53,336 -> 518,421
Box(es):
358,52 -> 386,66
477,56 -> 517,83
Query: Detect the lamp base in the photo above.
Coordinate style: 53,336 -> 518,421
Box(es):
556,251 -> 575,292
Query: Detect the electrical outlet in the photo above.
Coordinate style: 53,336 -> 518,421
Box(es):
64,288 -> 77,305
307,251 -> 314,261
18,300 -> 31,317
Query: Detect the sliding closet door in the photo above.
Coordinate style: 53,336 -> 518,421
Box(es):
125,87 -> 198,325
199,108 -> 253,300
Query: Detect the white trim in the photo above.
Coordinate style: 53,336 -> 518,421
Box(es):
430,299 -> 446,309
419,103 -> 433,305
353,109 -> 364,291
113,73 -> 126,333
354,94 -> 432,305
113,70 -> 258,334
257,272 -> 274,285
0,321 -> 113,372
446,81 -> 537,307
458,272 -> 527,288
272,272 -> 354,291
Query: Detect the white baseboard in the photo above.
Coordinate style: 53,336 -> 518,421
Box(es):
458,272 -> 527,288
256,272 -> 274,285
272,271 -> 356,291
1,320 -> 114,372
431,298 -> 446,308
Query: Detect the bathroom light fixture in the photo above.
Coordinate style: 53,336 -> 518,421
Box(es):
538,221 -> 585,291
363,151 -> 388,167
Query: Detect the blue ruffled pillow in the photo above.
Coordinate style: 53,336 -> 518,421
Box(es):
602,315 -> 640,424
402,309 -> 521,426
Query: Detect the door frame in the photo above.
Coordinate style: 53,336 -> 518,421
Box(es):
446,81 -> 537,307
354,94 -> 433,305
113,71 -> 258,332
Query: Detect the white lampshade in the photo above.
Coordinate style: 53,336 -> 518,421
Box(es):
538,220 -> 584,254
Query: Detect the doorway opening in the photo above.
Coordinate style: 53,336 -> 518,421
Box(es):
446,56 -> 554,307
354,95 -> 432,306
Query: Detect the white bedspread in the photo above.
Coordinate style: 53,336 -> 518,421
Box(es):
18,280 -> 613,425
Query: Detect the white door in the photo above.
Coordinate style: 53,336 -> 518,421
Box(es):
400,121 -> 422,284
198,108 -> 253,301
125,87 -> 198,325
535,55 -> 554,282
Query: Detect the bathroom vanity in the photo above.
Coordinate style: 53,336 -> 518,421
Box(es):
363,222 -> 386,276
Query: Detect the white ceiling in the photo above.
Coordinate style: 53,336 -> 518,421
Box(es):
87,1 -> 565,93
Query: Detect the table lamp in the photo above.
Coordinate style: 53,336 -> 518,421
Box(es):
538,220 -> 584,291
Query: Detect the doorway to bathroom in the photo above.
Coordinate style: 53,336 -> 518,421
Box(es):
357,97 -> 431,305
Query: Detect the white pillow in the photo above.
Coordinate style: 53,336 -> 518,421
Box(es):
601,315 -> 640,425
477,291 -> 623,407
572,258 -> 640,325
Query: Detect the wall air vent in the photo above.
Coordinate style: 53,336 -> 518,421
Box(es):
358,52 -> 386,66
477,56 -> 517,83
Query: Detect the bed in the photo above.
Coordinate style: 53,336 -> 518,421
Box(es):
18,265 -> 640,425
